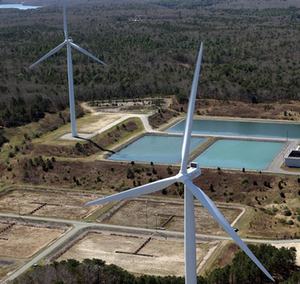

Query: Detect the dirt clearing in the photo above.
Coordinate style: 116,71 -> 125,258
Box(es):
77,113 -> 122,133
0,222 -> 65,259
58,231 -> 218,276
101,199 -> 242,235
0,189 -> 103,219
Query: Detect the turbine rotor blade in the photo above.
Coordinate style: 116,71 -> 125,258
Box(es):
180,42 -> 204,172
85,176 -> 177,207
63,0 -> 68,39
29,41 -> 66,69
186,181 -> 274,282
70,42 -> 107,66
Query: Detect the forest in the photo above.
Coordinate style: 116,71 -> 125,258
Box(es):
12,244 -> 300,284
0,0 -> 299,127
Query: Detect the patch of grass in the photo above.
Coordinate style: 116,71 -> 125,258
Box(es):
29,117 -> 144,159
101,117 -> 144,152
84,202 -> 118,222
0,111 -> 72,160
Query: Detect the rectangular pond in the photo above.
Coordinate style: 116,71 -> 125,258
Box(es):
194,139 -> 285,171
109,135 -> 206,164
167,119 -> 300,139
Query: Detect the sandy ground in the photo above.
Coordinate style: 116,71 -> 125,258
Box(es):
272,243 -> 300,266
0,223 -> 64,259
0,190 -> 102,219
77,114 -> 122,133
58,232 -> 217,276
102,199 -> 241,235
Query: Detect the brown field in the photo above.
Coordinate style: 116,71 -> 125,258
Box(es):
0,221 -> 66,280
0,189 -> 103,219
0,223 -> 64,259
100,199 -> 242,236
58,231 -> 218,276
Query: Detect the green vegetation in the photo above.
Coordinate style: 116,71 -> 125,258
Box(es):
31,117 -> 144,158
12,245 -> 300,284
0,1 -> 299,130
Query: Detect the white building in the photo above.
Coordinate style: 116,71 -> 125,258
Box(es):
285,146 -> 300,168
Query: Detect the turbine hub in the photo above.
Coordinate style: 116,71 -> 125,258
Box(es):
178,164 -> 201,183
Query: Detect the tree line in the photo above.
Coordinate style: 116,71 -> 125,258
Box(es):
0,3 -> 299,128
13,244 -> 300,284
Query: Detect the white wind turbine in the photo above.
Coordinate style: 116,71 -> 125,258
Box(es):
29,1 -> 107,137
85,43 -> 274,284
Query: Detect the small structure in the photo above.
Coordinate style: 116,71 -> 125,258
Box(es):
285,146 -> 300,168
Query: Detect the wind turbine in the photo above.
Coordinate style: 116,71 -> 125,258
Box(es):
85,43 -> 274,284
29,1 -> 107,137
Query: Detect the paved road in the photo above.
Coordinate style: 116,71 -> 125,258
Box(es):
1,211 -> 300,283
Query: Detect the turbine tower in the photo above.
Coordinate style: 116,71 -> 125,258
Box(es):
29,1 -> 106,137
85,43 -> 274,284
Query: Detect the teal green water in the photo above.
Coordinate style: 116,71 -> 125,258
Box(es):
194,139 -> 284,170
109,135 -> 205,164
167,119 -> 300,139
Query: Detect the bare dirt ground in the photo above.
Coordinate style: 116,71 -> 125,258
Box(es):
58,231 -> 218,276
100,199 -> 241,236
0,222 -> 64,259
77,114 -> 122,133
0,220 -> 66,280
0,189 -> 102,219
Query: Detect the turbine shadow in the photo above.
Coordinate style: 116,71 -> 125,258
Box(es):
75,135 -> 116,154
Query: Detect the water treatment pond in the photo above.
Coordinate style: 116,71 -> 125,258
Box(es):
167,119 -> 300,139
194,139 -> 285,170
109,135 -> 205,164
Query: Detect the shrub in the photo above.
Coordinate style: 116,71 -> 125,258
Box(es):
127,168 -> 135,179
